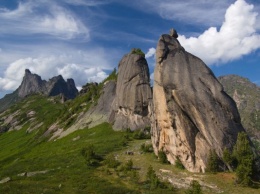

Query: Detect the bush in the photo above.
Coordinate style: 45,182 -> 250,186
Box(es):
206,150 -> 220,173
125,159 -> 133,171
175,157 -> 185,169
185,180 -> 202,194
132,130 -> 150,140
140,143 -> 153,153
81,145 -> 101,167
158,150 -> 168,164
131,48 -> 145,57
105,154 -> 120,168
146,165 -> 160,189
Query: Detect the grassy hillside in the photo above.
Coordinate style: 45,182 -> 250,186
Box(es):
1,122 -> 260,193
0,73 -> 259,193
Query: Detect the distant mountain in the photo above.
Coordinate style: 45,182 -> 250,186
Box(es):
219,75 -> 260,138
0,69 -> 78,112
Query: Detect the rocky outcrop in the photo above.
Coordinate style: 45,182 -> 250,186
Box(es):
151,29 -> 246,172
109,49 -> 152,131
55,80 -> 116,139
79,82 -> 98,95
18,69 -> 78,99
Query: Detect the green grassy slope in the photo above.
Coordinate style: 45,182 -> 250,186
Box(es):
1,122 -> 259,193
0,123 -> 137,193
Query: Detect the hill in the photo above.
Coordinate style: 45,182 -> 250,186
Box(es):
219,75 -> 260,138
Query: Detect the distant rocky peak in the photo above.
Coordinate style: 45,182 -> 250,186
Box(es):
25,69 -> 31,74
18,69 -> 78,100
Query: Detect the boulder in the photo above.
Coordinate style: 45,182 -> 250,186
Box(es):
109,50 -> 152,131
151,29 -> 245,172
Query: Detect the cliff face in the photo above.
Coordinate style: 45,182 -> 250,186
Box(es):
151,29 -> 246,172
109,50 -> 152,131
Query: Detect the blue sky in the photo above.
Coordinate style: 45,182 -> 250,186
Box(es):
0,0 -> 259,98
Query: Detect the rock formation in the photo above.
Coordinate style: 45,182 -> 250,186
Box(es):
109,49 -> 152,131
151,29 -> 246,172
0,69 -> 78,112
18,69 -> 78,99
55,80 -> 117,139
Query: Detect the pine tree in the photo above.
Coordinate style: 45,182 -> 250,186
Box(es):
223,148 -> 234,171
146,165 -> 160,189
232,132 -> 254,186
206,150 -> 219,172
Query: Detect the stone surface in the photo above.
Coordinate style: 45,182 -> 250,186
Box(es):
151,31 -> 245,172
0,177 -> 11,184
109,51 -> 152,131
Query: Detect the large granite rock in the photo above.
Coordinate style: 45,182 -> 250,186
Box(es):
151,29 -> 246,172
18,69 -> 78,99
109,50 -> 152,131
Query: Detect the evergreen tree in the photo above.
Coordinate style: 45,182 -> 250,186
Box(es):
232,132 -> 254,186
185,180 -> 202,194
206,150 -> 219,172
146,165 -> 160,189
223,148 -> 234,171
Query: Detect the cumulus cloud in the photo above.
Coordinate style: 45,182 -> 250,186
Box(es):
178,0 -> 260,65
145,48 -> 156,58
0,1 -> 89,39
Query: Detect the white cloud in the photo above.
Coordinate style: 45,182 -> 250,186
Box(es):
0,45 -> 116,92
177,0 -> 260,65
0,1 -> 89,40
145,47 -> 156,58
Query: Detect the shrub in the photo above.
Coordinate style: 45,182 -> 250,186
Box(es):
175,157 -> 185,169
132,130 -> 150,139
146,165 -> 160,189
140,143 -> 153,153
105,154 -> 120,168
81,145 -> 101,167
185,180 -> 202,194
131,48 -> 145,57
206,150 -> 220,173
158,150 -> 168,164
125,159 -> 133,171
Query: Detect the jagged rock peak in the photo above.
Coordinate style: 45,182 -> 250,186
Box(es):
18,69 -> 78,99
109,49 -> 152,131
151,29 -> 247,172
25,69 -> 31,74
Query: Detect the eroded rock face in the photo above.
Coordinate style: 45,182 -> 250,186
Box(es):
109,51 -> 152,131
151,30 -> 245,172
